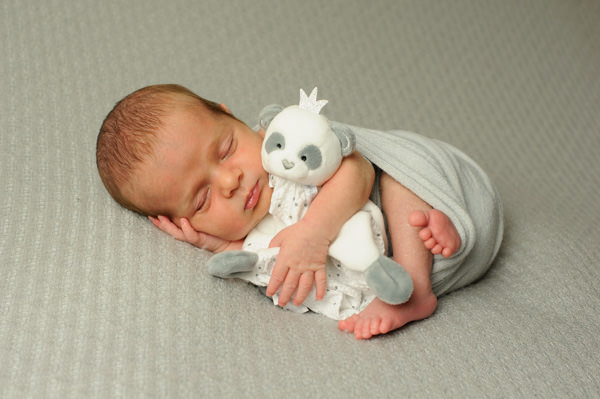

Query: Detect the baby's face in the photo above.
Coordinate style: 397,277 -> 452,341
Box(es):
126,105 -> 272,241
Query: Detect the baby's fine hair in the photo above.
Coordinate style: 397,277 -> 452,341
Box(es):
96,84 -> 229,214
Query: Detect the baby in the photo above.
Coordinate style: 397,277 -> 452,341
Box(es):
97,84 -> 503,339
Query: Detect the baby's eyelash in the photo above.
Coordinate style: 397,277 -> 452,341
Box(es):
220,135 -> 235,160
197,187 -> 211,211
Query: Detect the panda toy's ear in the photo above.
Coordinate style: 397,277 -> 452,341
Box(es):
258,104 -> 285,130
331,122 -> 356,157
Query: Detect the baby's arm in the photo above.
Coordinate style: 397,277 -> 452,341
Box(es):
266,151 -> 375,306
149,216 -> 243,252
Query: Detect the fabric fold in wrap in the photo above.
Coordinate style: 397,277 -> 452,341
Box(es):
344,123 -> 504,296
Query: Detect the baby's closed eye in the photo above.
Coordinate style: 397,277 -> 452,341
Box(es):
196,187 -> 211,212
219,134 -> 236,160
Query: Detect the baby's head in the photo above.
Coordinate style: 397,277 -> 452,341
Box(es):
97,84 -> 272,241
97,84 -> 230,214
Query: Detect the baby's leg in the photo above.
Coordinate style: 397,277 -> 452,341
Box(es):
409,209 -> 461,258
338,173 -> 438,339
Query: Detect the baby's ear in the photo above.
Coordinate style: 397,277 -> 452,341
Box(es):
258,104 -> 284,130
331,123 -> 356,157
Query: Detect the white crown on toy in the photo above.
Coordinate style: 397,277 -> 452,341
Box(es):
298,87 -> 328,114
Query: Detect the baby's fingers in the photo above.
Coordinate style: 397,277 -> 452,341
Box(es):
314,269 -> 327,301
266,265 -> 287,298
179,218 -> 230,251
180,218 -> 199,239
149,215 -> 185,240
277,269 -> 302,306
292,272 -> 315,306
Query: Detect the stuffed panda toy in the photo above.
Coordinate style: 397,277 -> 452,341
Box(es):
208,88 -> 413,319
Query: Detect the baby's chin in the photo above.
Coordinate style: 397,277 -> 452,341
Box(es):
230,213 -> 269,242
235,222 -> 260,241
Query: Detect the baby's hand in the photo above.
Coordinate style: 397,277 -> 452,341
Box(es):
149,215 -> 231,253
266,219 -> 329,307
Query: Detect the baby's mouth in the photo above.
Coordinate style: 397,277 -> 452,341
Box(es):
244,182 -> 260,210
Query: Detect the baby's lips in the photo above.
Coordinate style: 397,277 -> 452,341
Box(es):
245,182 -> 259,210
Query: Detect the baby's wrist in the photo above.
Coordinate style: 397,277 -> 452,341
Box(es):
299,216 -> 335,243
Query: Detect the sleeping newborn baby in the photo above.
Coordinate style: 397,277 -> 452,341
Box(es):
97,85 -> 503,339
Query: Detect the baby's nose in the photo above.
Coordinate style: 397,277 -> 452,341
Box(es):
216,167 -> 242,197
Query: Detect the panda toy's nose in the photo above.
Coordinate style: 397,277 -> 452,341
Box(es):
282,159 -> 295,170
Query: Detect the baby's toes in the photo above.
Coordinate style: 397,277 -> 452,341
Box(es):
356,318 -> 375,340
439,233 -> 460,257
424,237 -> 437,250
419,227 -> 433,242
338,315 -> 358,332
352,319 -> 367,339
408,210 -> 429,227
379,317 -> 392,335
431,244 -> 443,255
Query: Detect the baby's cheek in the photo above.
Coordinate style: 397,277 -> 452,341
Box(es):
187,215 -> 202,231
189,215 -> 217,238
214,218 -> 244,242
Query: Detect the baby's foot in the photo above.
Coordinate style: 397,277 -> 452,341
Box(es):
409,209 -> 461,258
338,294 -> 437,340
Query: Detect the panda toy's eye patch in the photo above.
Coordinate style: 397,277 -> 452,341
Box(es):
298,145 -> 322,170
264,132 -> 285,153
